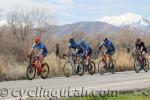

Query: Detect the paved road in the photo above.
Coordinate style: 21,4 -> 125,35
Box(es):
1,71 -> 150,100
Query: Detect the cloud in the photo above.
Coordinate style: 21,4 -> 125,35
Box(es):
0,0 -> 74,21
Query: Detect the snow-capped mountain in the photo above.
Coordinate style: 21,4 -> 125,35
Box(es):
99,13 -> 150,27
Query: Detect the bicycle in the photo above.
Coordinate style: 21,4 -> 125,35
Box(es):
26,52 -> 49,80
132,51 -> 149,73
63,54 -> 96,77
63,54 -> 84,77
98,50 -> 116,75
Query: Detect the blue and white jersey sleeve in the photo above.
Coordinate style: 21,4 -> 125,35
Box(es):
32,43 -> 36,49
68,43 -> 72,49
100,41 -> 104,47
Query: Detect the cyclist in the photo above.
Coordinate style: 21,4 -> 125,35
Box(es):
79,40 -> 93,64
28,37 -> 48,66
132,38 -> 147,60
63,38 -> 84,62
97,37 -> 115,65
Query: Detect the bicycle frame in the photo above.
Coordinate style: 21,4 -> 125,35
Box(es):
27,53 -> 43,74
99,51 -> 108,65
133,52 -> 143,65
33,59 -> 43,74
99,50 -> 116,69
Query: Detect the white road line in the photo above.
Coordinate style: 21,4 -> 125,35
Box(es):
88,78 -> 150,89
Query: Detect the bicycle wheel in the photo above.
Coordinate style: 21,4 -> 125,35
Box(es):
75,64 -> 84,76
63,61 -> 73,78
98,60 -> 106,75
88,61 -> 96,75
134,59 -> 141,73
40,63 -> 50,79
143,58 -> 149,72
109,61 -> 116,74
26,64 -> 36,80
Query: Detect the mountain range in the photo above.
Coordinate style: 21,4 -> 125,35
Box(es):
50,21 -> 118,35
50,13 -> 150,35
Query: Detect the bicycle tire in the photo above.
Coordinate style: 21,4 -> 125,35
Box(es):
26,64 -> 36,80
40,63 -> 50,79
88,61 -> 96,75
134,59 -> 141,73
75,64 -> 84,76
143,58 -> 149,72
109,61 -> 116,74
63,61 -> 74,78
98,60 -> 106,75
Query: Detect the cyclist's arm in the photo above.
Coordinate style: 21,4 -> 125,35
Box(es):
97,42 -> 103,54
133,43 -> 138,53
29,48 -> 34,55
140,46 -> 144,52
65,43 -> 72,55
29,43 -> 36,55
65,48 -> 70,55
132,47 -> 136,54
98,45 -> 102,53
140,42 -> 144,52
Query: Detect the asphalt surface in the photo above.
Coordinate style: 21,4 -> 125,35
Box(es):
1,71 -> 150,100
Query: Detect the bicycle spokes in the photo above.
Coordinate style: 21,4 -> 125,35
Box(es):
26,65 -> 36,80
63,61 -> 73,77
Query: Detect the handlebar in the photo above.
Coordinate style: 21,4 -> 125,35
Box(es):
132,51 -> 142,58
26,52 -> 39,64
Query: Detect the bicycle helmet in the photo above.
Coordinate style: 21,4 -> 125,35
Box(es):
136,38 -> 141,43
69,38 -> 74,43
34,36 -> 40,44
104,36 -> 108,41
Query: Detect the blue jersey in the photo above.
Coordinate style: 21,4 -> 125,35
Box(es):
100,40 -> 115,51
32,42 -> 48,55
80,42 -> 92,52
69,41 -> 81,50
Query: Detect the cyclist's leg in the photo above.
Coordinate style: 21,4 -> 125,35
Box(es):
109,51 -> 115,62
34,56 -> 42,74
79,52 -> 84,63
105,50 -> 110,63
75,52 -> 84,72
141,51 -> 147,67
105,50 -> 115,65
102,51 -> 107,62
75,49 -> 83,64
142,51 -> 146,59
71,49 -> 76,56
39,52 -> 48,64
86,49 -> 92,64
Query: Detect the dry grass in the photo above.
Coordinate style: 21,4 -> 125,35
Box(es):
0,54 -> 27,81
114,51 -> 134,71
44,53 -> 65,77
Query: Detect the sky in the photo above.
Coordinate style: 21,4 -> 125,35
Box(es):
0,0 -> 149,25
